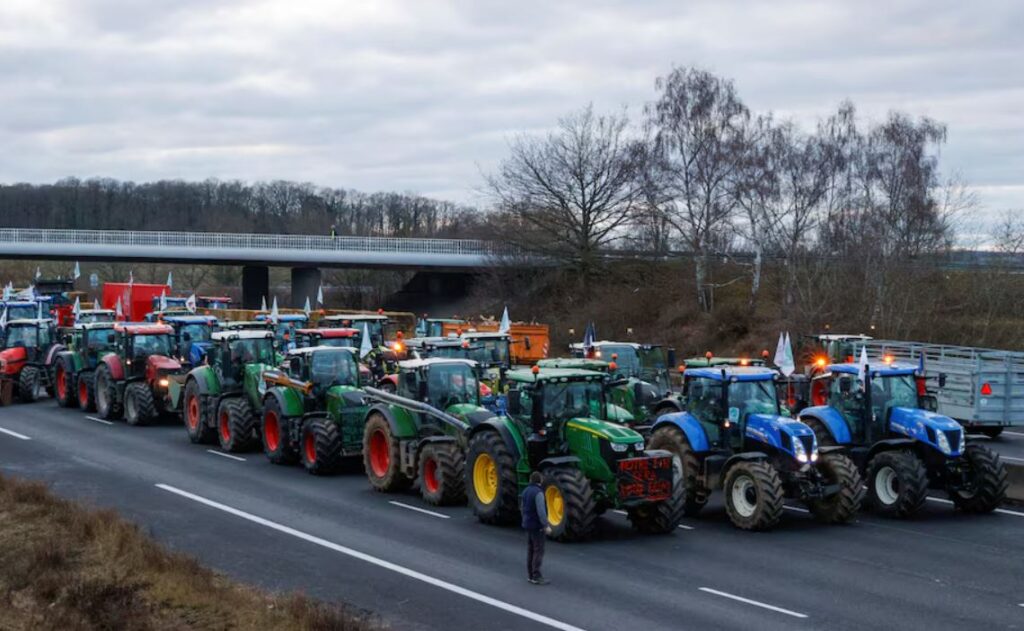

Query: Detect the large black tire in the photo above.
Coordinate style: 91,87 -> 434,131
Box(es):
627,456 -> 686,534
723,460 -> 784,531
17,366 -> 41,403
466,430 -> 519,525
977,427 -> 1004,439
362,413 -> 412,491
542,467 -> 597,542
866,450 -> 929,518
217,398 -> 258,453
802,417 -> 837,447
301,417 -> 342,475
77,371 -> 97,412
124,382 -> 157,427
261,397 -> 298,465
419,442 -> 466,506
806,453 -> 864,524
54,359 -> 78,408
94,364 -> 122,419
648,426 -> 707,516
949,444 -> 1008,513
183,378 -> 215,444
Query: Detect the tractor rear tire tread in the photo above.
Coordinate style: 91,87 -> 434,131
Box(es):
261,397 -> 299,465
648,426 -> 707,516
218,398 -> 259,453
124,382 -> 157,427
807,453 -> 864,524
802,417 -> 837,447
95,365 -> 122,419
17,366 -> 41,404
78,371 -> 97,412
302,418 -> 343,475
419,442 -> 466,506
950,444 -> 1008,513
362,413 -> 412,492
183,379 -> 215,445
54,359 -> 78,408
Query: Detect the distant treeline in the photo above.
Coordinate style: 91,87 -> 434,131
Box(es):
0,178 -> 486,238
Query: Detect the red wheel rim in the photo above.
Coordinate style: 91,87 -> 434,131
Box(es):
304,431 -> 317,464
423,457 -> 439,494
369,429 -> 389,478
265,411 -> 280,452
187,395 -> 200,430
78,379 -> 88,407
219,410 -> 231,443
56,367 -> 66,399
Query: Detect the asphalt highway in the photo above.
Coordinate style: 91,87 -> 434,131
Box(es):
1,403 -> 1022,631
973,429 -> 1024,465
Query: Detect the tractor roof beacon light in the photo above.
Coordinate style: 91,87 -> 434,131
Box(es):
705,351 -> 713,360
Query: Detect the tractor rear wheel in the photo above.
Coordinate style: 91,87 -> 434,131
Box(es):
301,418 -> 342,475
54,359 -> 77,408
217,398 -> 258,453
802,417 -> 837,446
183,379 -> 215,444
723,460 -> 784,531
261,397 -> 298,465
648,426 -> 707,516
949,444 -> 1008,513
807,453 -> 863,524
94,365 -> 122,419
362,413 -> 411,491
78,371 -> 97,412
17,367 -> 41,403
124,382 -> 157,427
542,467 -> 597,541
866,450 -> 928,518
466,430 -> 519,525
419,442 -> 466,506
627,456 -> 686,534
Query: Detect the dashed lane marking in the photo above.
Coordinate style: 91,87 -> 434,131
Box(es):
0,426 -> 30,440
206,450 -> 246,462
156,484 -> 588,631
699,587 -> 809,619
85,416 -> 114,426
389,501 -> 450,519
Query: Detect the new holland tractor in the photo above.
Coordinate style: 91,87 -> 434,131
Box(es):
360,358 -> 492,506
51,322 -> 116,409
798,360 -> 1008,517
0,318 -> 59,404
649,366 -> 863,531
179,329 -> 277,452
92,323 -> 185,425
159,314 -> 219,366
466,367 -> 685,541
260,346 -> 370,475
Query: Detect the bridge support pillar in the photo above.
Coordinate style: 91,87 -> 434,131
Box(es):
291,266 -> 321,310
242,265 -> 269,310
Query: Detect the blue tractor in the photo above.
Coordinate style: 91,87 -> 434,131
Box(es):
649,366 -> 863,530
799,360 -> 1008,517
160,314 -> 219,366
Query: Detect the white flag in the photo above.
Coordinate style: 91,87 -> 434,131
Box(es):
166,271 -> 173,289
773,332 -> 795,377
359,323 -> 372,358
115,297 -> 124,319
35,266 -> 41,280
316,284 -> 324,306
185,293 -> 197,313
303,296 -> 312,317
0,308 -> 7,329
857,346 -> 869,386
73,261 -> 81,280
2,283 -> 10,301
498,306 -> 511,335
159,290 -> 167,311
128,270 -> 134,285
261,296 -> 268,312
73,296 -> 81,319
270,296 -> 279,324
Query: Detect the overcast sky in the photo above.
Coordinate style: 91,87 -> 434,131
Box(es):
1,0 -> 1021,229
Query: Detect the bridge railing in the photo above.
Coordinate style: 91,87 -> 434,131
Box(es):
0,228 -> 508,257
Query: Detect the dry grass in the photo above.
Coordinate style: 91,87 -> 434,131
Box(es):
0,473 -> 383,631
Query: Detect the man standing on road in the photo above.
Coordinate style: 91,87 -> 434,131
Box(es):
521,471 -> 552,585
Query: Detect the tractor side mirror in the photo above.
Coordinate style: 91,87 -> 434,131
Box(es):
523,336 -> 531,350
633,381 -> 645,405
507,387 -> 521,415
938,373 -> 947,388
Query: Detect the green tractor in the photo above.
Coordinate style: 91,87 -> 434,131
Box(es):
361,358 -> 494,506
179,330 -> 277,452
465,367 -> 685,541
50,322 -> 117,409
260,346 -> 370,475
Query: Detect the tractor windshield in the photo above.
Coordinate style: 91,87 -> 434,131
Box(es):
542,380 -> 605,421
179,323 -> 213,343
4,325 -> 43,348
84,330 -> 115,353
228,338 -> 276,366
869,374 -> 918,419
318,335 -> 358,349
466,339 -> 509,367
5,305 -> 38,320
310,350 -> 358,387
131,334 -> 172,358
686,377 -> 725,424
599,345 -> 638,373
426,363 -> 479,409
79,312 -> 114,324
637,347 -> 671,391
728,379 -> 779,420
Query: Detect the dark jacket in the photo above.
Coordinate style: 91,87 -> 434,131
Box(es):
521,483 -> 548,530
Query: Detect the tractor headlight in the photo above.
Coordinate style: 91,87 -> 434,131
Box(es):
936,429 -> 951,455
792,435 -> 809,463
610,442 -> 629,453
158,378 -> 170,388
635,441 -> 645,452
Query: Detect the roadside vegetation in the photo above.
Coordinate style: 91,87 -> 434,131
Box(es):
0,473 -> 381,631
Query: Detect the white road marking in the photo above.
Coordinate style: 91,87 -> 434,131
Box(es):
999,455 -> 1024,463
389,501 -> 450,519
783,505 -> 809,513
85,416 -> 114,426
0,426 -> 30,440
699,587 -> 809,619
926,496 -> 1024,517
1003,431 -> 1024,437
156,484 -> 587,631
206,450 -> 246,462
611,509 -> 695,530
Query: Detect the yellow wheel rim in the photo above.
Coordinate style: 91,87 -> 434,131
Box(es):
473,453 -> 498,505
545,485 -> 565,527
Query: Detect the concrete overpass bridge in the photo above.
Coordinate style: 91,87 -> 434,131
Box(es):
0,228 -> 512,309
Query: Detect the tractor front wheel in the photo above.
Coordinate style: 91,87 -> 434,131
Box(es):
78,371 -> 97,412
807,453 -> 864,524
627,456 -> 686,534
217,398 -> 258,453
866,450 -> 929,518
949,444 -> 1008,513
301,418 -> 342,475
466,430 -> 519,525
362,413 -> 411,492
262,397 -> 298,465
124,382 -> 157,427
54,359 -> 77,408
94,364 -> 122,419
419,442 -> 466,506
183,379 -> 215,444
648,426 -> 706,517
543,467 -> 597,542
17,366 -> 41,403
723,460 -> 784,531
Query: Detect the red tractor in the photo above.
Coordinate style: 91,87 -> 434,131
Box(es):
93,323 -> 184,425
0,318 -> 59,404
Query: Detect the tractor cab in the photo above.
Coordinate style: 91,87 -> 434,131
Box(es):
2,300 -> 46,322
416,317 -> 466,338
159,315 -> 219,365
66,322 -> 117,368
221,320 -> 275,333
396,358 -> 482,411
319,314 -> 388,348
150,295 -> 190,312
208,330 -> 277,386
572,341 -> 676,395
77,309 -> 117,325
1,318 -> 56,360
681,366 -> 790,453
459,332 -> 511,370
113,323 -> 176,379
197,296 -> 232,310
806,334 -> 874,369
255,313 -> 309,349
280,346 -> 361,397
295,327 -> 361,350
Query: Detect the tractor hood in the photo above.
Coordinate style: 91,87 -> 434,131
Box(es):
325,384 -> 366,408
0,346 -> 27,374
566,417 -> 645,445
746,414 -> 818,463
889,407 -> 964,456
446,402 -> 495,426
145,355 -> 182,383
